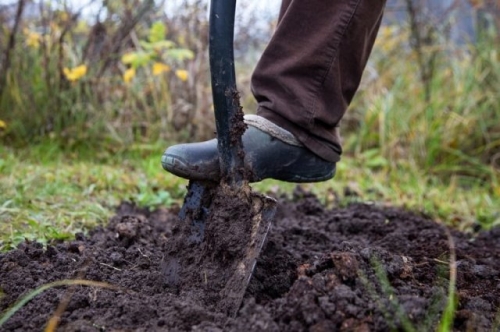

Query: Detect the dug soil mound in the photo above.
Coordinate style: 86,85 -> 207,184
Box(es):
1,189 -> 499,331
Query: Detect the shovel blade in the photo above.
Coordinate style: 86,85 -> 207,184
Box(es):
163,181 -> 276,315
163,180 -> 216,287
178,181 -> 215,244
218,192 -> 276,316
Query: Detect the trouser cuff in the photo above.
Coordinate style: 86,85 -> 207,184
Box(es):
256,107 -> 342,163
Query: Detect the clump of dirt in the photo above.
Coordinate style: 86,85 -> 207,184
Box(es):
204,186 -> 254,263
228,89 -> 247,147
1,190 -> 499,331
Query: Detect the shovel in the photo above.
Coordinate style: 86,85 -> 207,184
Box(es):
163,0 -> 276,316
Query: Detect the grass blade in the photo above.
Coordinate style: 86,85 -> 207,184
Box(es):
0,279 -> 122,328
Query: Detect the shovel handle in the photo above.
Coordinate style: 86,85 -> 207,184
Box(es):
209,0 -> 245,185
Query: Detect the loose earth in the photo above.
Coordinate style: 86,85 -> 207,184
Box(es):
1,189 -> 499,331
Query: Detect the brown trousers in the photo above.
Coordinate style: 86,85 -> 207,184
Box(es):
251,0 -> 387,162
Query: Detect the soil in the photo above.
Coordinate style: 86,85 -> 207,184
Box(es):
1,188 -> 499,331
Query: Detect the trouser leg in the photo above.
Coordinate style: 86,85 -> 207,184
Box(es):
251,0 -> 387,162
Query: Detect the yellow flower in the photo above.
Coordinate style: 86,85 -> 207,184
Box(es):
25,31 -> 41,49
121,53 -> 137,65
175,69 -> 189,82
58,11 -> 70,23
123,68 -> 136,83
0,119 -> 6,129
63,65 -> 87,82
152,62 -> 171,76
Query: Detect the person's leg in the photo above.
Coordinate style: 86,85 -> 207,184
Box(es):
163,0 -> 387,183
278,0 -> 292,22
252,0 -> 387,163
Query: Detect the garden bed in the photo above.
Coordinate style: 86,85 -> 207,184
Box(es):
1,189 -> 499,331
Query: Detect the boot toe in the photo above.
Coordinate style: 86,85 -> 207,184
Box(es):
162,141 -> 220,181
161,148 -> 191,178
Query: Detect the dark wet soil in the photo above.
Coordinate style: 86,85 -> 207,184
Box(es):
1,189 -> 499,331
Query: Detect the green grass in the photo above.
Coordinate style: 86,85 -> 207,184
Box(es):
437,229 -> 458,332
0,143 -> 186,251
1,141 -> 499,251
359,258 -> 418,332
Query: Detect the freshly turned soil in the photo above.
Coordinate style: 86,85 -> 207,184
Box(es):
1,189 -> 499,331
